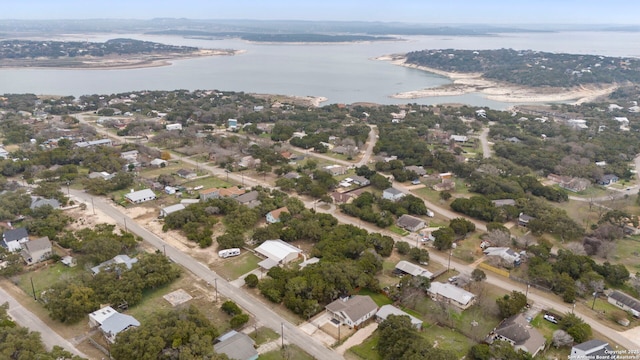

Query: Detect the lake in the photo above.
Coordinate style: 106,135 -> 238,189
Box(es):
1,31 -> 639,109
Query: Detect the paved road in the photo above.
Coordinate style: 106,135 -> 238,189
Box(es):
479,127 -> 492,159
0,286 -> 87,358
70,189 -> 341,360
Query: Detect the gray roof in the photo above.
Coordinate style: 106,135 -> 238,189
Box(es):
397,214 -> 425,230
493,314 -> 545,355
383,187 -> 403,196
492,199 -> 516,207
30,197 -> 61,210
214,330 -> 258,360
609,290 -> 640,312
161,203 -> 186,215
395,260 -> 433,278
376,305 -> 423,327
91,255 -> 138,274
3,227 -> 28,242
124,188 -> 155,202
573,339 -> 609,352
429,282 -> 475,305
350,175 -> 370,184
326,295 -> 378,324
22,236 -> 51,254
100,312 -> 140,337
234,190 -> 259,204
405,165 -> 427,176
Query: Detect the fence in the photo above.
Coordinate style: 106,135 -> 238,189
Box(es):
478,262 -> 510,278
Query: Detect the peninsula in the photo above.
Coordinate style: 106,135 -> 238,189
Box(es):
0,38 -> 239,69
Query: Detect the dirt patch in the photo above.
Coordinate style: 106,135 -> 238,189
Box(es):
163,289 -> 194,307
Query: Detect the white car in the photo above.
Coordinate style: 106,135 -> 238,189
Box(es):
543,314 -> 558,324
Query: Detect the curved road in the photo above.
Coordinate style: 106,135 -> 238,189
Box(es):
70,189 -> 341,360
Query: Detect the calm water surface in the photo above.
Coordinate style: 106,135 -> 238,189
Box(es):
1,32 -> 639,109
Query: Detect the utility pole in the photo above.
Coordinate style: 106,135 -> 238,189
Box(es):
91,197 -> 96,215
30,277 -> 36,300
163,245 -> 166,256
592,291 -> 598,310
525,283 -> 530,303
281,323 -> 284,349
447,250 -> 453,272
124,217 -> 128,232
214,278 -> 218,303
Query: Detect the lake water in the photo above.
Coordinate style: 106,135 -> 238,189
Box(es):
1,31 -> 639,109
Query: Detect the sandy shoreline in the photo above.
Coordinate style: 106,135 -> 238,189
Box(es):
377,55 -> 618,104
0,49 -> 243,70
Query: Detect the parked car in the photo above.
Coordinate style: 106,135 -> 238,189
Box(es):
543,314 -> 558,324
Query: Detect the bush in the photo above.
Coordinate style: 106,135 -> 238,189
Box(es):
221,300 -> 241,316
230,313 -> 250,329
245,274 -> 259,288
396,241 -> 411,255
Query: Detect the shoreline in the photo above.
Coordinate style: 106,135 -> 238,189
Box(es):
0,49 -> 244,70
377,55 -> 618,104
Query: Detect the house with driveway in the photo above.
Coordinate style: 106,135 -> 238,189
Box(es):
608,290 -> 640,317
124,188 -> 156,204
427,282 -> 475,310
376,304 -> 423,330
214,330 -> 258,360
382,187 -> 405,202
325,295 -> 378,329
89,306 -> 140,343
2,228 -> 29,252
396,214 -> 426,232
487,314 -> 546,357
20,236 -> 52,265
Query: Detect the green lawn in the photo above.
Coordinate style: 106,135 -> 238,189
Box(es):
348,334 -> 382,360
249,327 -> 280,346
421,322 -> 476,358
388,225 -> 409,236
611,237 -> 640,274
18,262 -> 84,297
356,289 -> 393,307
180,176 -> 233,190
210,252 -> 261,280
138,162 -> 185,178
259,345 -> 315,360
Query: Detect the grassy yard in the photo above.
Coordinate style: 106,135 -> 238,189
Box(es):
18,262 -> 84,297
180,176 -> 234,190
249,327 -> 280,346
209,252 -> 261,280
259,345 -> 315,360
421,322 -> 476,358
138,162 -> 186,178
611,237 -> 640,275
356,289 -> 393,307
453,232 -> 483,263
388,225 -> 410,236
348,334 -> 381,360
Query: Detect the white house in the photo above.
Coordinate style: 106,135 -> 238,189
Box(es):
394,260 -> 433,278
376,305 -> 423,329
427,282 -> 476,310
450,135 -> 468,142
160,203 -> 186,217
150,158 -> 168,167
255,239 -> 302,269
570,340 -> 613,360
325,295 -> 378,329
483,247 -> 522,266
608,291 -> 640,317
124,189 -> 156,204
120,150 -> 138,162
382,188 -> 405,202
2,228 -> 29,252
166,123 -> 182,131
89,306 -> 140,343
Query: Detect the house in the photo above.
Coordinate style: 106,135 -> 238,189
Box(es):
506,137 -> 522,143
350,175 -> 370,186
2,228 -> 29,252
330,191 -> 352,204
405,165 -> 427,177
487,314 -> 546,356
450,135 -> 468,142
176,169 -> 197,179
570,339 -> 613,360
608,291 -> 640,317
491,199 -> 516,207
29,196 -> 61,210
325,295 -> 378,329
382,188 -> 405,202
214,330 -> 259,360
233,190 -> 261,209
199,186 -> 245,201
432,180 -> 455,192
560,177 -> 590,193
20,236 -> 52,265
266,207 -> 289,224
0,147 -> 9,159
149,158 -> 168,167
91,255 -> 138,275
124,189 -> 156,204
597,174 -> 619,186
428,282 -> 476,310
120,150 -> 138,162
75,139 -> 112,148
283,172 -> 301,180
160,203 -> 186,217
255,239 -> 302,269
61,255 -> 77,267
394,260 -> 433,279
322,165 -> 347,176
483,247 -> 522,266
88,171 -> 115,180
180,198 -> 200,205
396,214 -> 426,232
376,305 -> 423,330
165,186 -> 177,195
228,118 -> 238,130
238,155 -> 260,168
518,213 -> 534,227
166,123 -> 182,131
89,306 -> 140,343
568,119 -> 588,130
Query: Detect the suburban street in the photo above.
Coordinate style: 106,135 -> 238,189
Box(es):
69,113 -> 640,352
69,189 -> 342,360
0,286 -> 87,358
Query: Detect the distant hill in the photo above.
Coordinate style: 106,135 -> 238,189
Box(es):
405,48 -> 640,87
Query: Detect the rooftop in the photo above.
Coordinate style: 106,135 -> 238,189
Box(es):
255,239 -> 301,263
326,295 -> 378,323
429,282 -> 475,305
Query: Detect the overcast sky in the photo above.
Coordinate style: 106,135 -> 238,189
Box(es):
3,0 -> 639,24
